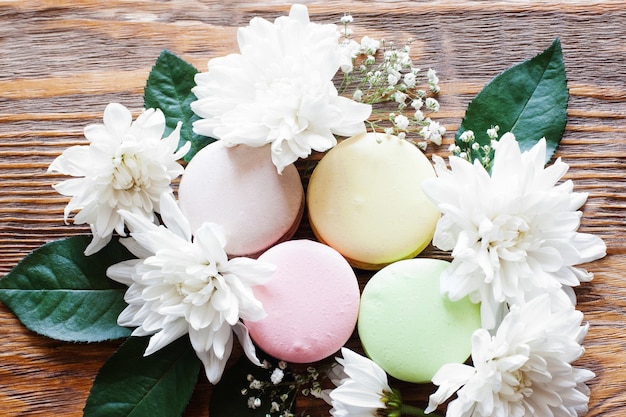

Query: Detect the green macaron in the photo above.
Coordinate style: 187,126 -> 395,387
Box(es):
358,258 -> 481,383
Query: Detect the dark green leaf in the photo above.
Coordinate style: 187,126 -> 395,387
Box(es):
0,236 -> 134,342
210,354 -> 295,417
84,336 -> 201,417
144,49 -> 214,162
456,38 -> 568,163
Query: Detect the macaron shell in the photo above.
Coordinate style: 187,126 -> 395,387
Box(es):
178,142 -> 304,258
245,240 -> 360,363
358,258 -> 481,383
307,133 -> 439,270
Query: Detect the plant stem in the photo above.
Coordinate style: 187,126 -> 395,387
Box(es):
400,404 -> 440,417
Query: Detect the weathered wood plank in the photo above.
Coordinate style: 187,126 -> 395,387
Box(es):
1,1 -> 625,416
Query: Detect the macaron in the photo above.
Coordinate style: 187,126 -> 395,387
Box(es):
306,132 -> 439,270
177,142 -> 304,258
358,258 -> 481,383
245,240 -> 360,363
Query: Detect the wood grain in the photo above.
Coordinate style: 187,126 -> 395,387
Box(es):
1,1 -> 625,416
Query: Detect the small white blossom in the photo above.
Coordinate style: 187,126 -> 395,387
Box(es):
427,68 -> 440,92
416,141 -> 428,151
106,193 -> 275,383
340,14 -> 353,24
310,385 -> 324,399
271,368 -> 285,385
426,295 -> 595,417
393,114 -> 410,131
414,109 -> 425,122
422,134 -> 606,328
425,97 -> 440,112
396,49 -> 412,68
249,379 -> 263,389
487,125 -> 500,139
48,103 -> 189,256
459,130 -> 475,143
191,5 -> 371,173
248,397 -> 262,409
411,98 -> 424,110
420,119 -> 446,145
352,89 -> 363,101
326,348 -> 392,417
392,91 -> 408,104
360,36 -> 380,55
427,68 -> 439,83
387,72 -> 401,87
403,72 -> 417,88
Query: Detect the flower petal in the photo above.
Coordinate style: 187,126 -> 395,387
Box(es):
103,102 -> 133,138
144,319 -> 188,355
158,192 -> 192,241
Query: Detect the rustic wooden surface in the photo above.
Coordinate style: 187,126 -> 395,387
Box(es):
1,0 -> 625,416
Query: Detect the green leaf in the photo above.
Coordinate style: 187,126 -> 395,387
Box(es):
84,336 -> 201,417
210,354 -> 296,417
0,236 -> 134,342
456,38 -> 568,163
144,49 -> 214,162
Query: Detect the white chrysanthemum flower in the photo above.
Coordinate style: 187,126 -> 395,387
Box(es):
422,134 -> 606,328
191,4 -> 371,173
426,295 -> 594,417
106,193 -> 275,383
48,103 -> 189,255
326,348 -> 392,417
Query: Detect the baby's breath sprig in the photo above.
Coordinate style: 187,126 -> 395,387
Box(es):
338,15 -> 444,150
451,125 -> 502,170
241,359 -> 329,417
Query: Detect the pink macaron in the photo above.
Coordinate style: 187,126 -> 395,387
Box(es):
245,240 -> 360,363
177,142 -> 304,258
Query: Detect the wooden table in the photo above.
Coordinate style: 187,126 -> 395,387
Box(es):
1,1 -> 625,416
